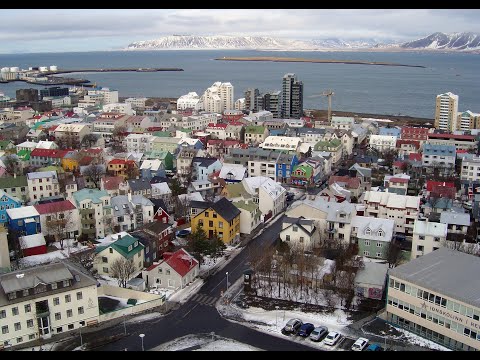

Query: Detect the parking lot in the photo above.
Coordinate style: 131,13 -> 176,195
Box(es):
280,332 -> 359,351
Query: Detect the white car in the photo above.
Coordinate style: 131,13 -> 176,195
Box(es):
351,337 -> 369,351
323,331 -> 341,346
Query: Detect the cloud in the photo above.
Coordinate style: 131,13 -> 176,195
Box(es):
1,9 -> 480,53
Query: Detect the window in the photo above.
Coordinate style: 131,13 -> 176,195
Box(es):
293,226 -> 298,232
364,240 -> 370,246
205,211 -> 209,217
417,245 -> 424,252
14,323 -> 21,331
51,282 -> 57,290
68,324 -> 74,330
219,221 -> 223,228
209,221 -> 213,227
103,267 -> 108,273
76,292 -> 82,300
24,304 -> 31,313
12,307 -> 18,316
285,235 -> 290,241
27,319 -> 33,328
1,326 -> 8,334
109,248 -> 113,254
363,251 -> 370,256
16,337 -> 23,343
65,294 -> 71,303
102,257 -> 108,263
78,307 -> 84,315
158,268 -> 162,274
55,312 -> 61,320
376,252 -> 382,258
29,334 -> 35,340
67,309 -> 73,318
57,327 -> 63,333
299,237 -> 304,243
166,269 -> 170,275
376,242 -> 383,247
434,237 -> 440,242
53,297 -> 60,306
419,235 -> 425,240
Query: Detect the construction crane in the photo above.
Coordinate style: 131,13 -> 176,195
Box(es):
309,90 -> 334,123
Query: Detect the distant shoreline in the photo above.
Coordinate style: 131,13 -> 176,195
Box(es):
214,56 -> 426,68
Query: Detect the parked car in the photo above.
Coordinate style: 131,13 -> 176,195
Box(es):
298,323 -> 315,337
176,229 -> 191,238
351,337 -> 369,351
366,344 -> 384,351
309,326 -> 328,342
282,318 -> 303,335
323,331 -> 341,346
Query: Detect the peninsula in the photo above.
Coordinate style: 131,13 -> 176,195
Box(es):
215,56 -> 425,68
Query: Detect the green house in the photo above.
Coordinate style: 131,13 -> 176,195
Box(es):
352,216 -> 395,260
290,164 -> 313,186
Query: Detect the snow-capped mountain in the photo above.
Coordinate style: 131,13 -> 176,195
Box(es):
400,32 -> 480,51
126,35 -> 316,50
308,38 -> 386,49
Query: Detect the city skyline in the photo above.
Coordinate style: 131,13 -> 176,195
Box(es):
1,9 -> 480,53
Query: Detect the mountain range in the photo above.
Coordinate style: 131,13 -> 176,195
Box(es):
126,33 -> 480,53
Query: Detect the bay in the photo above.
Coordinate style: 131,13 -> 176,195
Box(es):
0,49 -> 479,119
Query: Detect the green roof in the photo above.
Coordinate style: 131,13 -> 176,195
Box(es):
177,128 -> 193,133
291,164 -> 313,178
314,139 -> 342,151
111,235 -> 144,259
73,188 -> 110,205
38,165 -> 65,173
0,175 -> 27,189
234,200 -> 260,213
0,141 -> 13,150
225,182 -> 250,199
16,149 -> 31,161
245,125 -> 265,134
145,150 -> 171,159
153,131 -> 171,137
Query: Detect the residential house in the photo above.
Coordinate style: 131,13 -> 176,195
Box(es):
314,139 -> 343,164
16,141 -> 37,153
349,163 -> 372,193
411,219 -> 447,259
384,174 -> 410,195
131,221 -> 175,267
107,159 -> 138,180
20,233 -> 47,257
100,176 -> 127,197
438,211 -> 471,242
379,126 -> 401,138
150,182 -> 172,209
279,216 -> 319,250
225,122 -> 245,141
0,261 -> 99,349
6,206 -> 41,236
401,126 -> 429,143
206,139 -> 245,159
176,148 -> 198,180
275,153 -> 299,185
190,197 -> 241,244
145,151 -> 174,171
259,135 -> 302,153
369,134 -> 397,152
205,123 -> 228,140
354,262 -> 389,300
351,216 -> 395,260
297,127 -> 326,144
29,149 -> 71,168
192,157 -> 222,181
0,141 -> 15,152
26,171 -> 60,202
290,164 -> 314,187
142,248 -> 199,290
396,139 -> 421,158
149,198 -> 172,224
150,137 -> 181,154
139,159 -> 165,180
422,144 -> 456,175
244,125 -> 269,145
125,134 -> 156,153
127,178 -> 152,197
54,123 -> 91,145
331,116 -> 354,130
111,194 -> 154,232
178,137 -> 203,150
219,164 -> 247,184
72,189 -> 112,240
233,199 -> 262,236
94,234 -> 145,276
34,200 -> 80,241
0,190 -> 22,226
363,191 -> 420,239
328,176 -> 362,199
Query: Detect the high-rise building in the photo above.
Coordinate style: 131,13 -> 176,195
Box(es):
201,82 -> 234,113
16,88 -> 39,103
244,88 -> 260,112
39,86 -> 69,100
281,73 -> 303,119
264,91 -> 281,118
434,92 -> 459,132
87,87 -> 119,105
457,110 -> 480,131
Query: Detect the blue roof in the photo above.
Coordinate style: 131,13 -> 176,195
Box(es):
423,143 -> 456,156
379,127 -> 401,137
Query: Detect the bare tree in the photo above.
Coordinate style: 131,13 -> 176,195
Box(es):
43,204 -> 75,250
386,241 -> 403,268
110,258 -> 136,288
111,126 -> 127,153
124,163 -> 140,180
83,164 -> 105,189
380,148 -> 399,169
173,196 -> 191,220
3,155 -> 21,176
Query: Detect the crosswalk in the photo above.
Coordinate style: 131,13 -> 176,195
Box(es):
190,293 -> 218,307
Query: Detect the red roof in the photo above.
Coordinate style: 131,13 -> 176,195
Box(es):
34,200 -> 76,215
82,148 -> 103,155
101,176 -> 124,190
389,177 -> 409,184
409,153 -> 422,161
328,175 -> 360,189
456,149 -> 469,154
428,133 -> 475,140
108,159 -> 136,166
207,123 -> 228,129
396,139 -> 420,149
147,249 -> 198,276
30,148 -> 71,158
426,180 -> 455,192
393,160 -> 406,167
78,156 -> 94,166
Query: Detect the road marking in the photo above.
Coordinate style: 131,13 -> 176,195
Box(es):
196,294 -> 207,303
205,297 -> 218,306
181,303 -> 199,319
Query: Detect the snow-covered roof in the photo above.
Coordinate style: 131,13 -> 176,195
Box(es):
351,216 -> 395,242
413,220 -> 447,237
289,197 -> 356,223
27,170 -> 56,180
16,141 -> 37,149
439,211 -> 470,226
20,233 -> 46,249
151,182 -> 171,195
178,192 -> 204,203
140,159 -> 163,171
178,137 -> 200,146
6,206 -> 39,219
355,262 -> 389,287
219,164 -> 246,181
36,140 -> 57,149
364,191 -> 420,210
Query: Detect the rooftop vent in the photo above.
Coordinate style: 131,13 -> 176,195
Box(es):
16,273 -> 24,279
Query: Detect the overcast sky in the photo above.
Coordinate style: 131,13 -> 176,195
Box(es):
1,9 -> 480,54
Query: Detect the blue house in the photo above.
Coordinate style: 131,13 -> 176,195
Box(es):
140,159 -> 166,180
0,190 -> 22,225
6,205 -> 41,235
378,127 -> 401,138
276,152 -> 299,184
178,138 -> 204,150
192,157 -> 223,181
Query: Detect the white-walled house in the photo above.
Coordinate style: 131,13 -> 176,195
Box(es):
369,134 -> 397,152
27,171 -> 60,202
233,199 -> 262,235
280,217 -> 319,250
72,189 -> 112,240
243,177 -> 286,219
111,194 -> 154,232
411,219 -> 447,259
34,200 -> 81,240
142,248 -> 199,290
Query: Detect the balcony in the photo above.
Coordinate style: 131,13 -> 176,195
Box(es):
325,228 -> 337,234
35,300 -> 50,318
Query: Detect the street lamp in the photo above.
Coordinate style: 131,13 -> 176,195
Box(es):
226,271 -> 229,291
275,306 -> 279,330
139,333 -> 145,351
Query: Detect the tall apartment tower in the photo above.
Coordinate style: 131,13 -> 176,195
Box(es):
202,82 -> 234,113
434,92 -> 459,132
264,91 -> 281,118
244,88 -> 260,112
282,73 -> 303,119
457,110 -> 480,131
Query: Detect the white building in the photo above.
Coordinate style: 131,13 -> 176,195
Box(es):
26,171 -> 60,202
434,91 -> 459,132
259,135 -> 302,152
111,194 -> 154,232
88,87 -> 119,105
460,155 -> 480,182
233,199 -> 261,235
125,134 -> 156,153
177,92 -> 204,111
102,102 -> 134,115
201,82 -> 234,113
124,97 -> 148,109
331,116 -> 354,130
0,261 -> 99,349
234,98 -> 245,111
72,189 -> 112,240
54,124 -> 91,144
243,176 -> 286,219
369,134 -> 397,152
34,200 -> 81,240
279,217 -> 319,250
363,191 -> 420,238
42,96 -> 71,108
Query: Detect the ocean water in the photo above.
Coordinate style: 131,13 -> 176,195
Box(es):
0,50 -> 479,119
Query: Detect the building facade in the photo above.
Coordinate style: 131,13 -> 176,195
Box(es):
434,92 -> 459,132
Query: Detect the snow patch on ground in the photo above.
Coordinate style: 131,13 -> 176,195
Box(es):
18,240 -> 90,268
150,334 -> 262,351
126,312 -> 163,323
395,327 -> 452,351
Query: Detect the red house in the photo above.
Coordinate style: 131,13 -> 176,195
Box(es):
20,233 -> 47,257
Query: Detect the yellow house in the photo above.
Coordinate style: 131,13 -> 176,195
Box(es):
190,197 -> 241,244
61,152 -> 80,172
107,159 -> 138,180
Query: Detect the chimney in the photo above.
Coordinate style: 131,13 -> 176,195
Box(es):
128,192 -> 132,202
13,173 -> 16,179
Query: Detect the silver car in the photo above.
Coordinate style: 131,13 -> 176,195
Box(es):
309,326 -> 328,342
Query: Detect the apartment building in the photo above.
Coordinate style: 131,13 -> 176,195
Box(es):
201,82 -> 234,113
434,92 -> 459,131
461,156 -> 480,182
26,171 -> 59,202
456,110 -> 480,131
87,87 -> 119,105
427,133 -> 478,152
411,219 -> 447,259
176,92 -> 203,111
281,73 -> 303,119
422,144 -> 456,174
111,194 -> 154,232
369,134 -> 397,152
72,189 -> 112,240
125,134 -> 156,153
259,135 -> 302,153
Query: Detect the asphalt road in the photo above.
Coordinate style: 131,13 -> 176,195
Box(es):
97,215 -> 320,351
